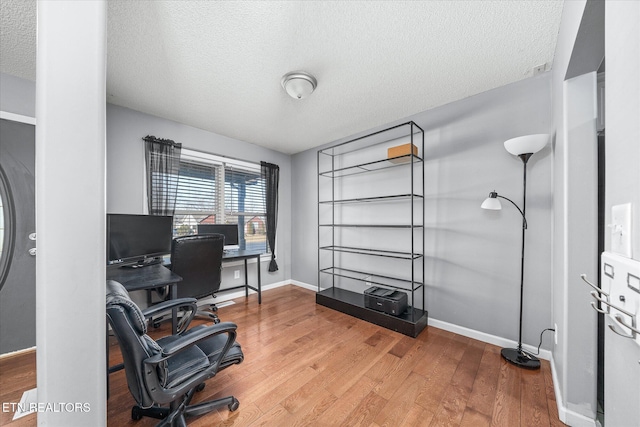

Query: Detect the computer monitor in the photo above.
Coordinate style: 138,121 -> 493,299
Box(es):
107,214 -> 173,266
197,223 -> 239,248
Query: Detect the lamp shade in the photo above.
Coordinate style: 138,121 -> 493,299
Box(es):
481,197 -> 502,210
281,71 -> 317,99
481,191 -> 502,210
504,134 -> 548,156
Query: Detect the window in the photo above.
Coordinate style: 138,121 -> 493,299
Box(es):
171,150 -> 267,252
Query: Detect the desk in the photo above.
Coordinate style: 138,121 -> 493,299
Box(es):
107,263 -> 183,333
221,249 -> 263,304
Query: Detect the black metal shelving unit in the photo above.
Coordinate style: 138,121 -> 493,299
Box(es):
316,121 -> 427,337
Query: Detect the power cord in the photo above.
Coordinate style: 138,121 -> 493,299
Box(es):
532,328 -> 555,355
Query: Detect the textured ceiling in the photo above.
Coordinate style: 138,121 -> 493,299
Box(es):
1,1 -> 563,154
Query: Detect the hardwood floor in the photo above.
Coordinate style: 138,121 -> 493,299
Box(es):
0,285 -> 565,426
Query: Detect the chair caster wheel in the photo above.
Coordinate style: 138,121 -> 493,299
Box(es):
152,322 -> 161,329
213,317 -> 221,324
131,406 -> 143,420
228,398 -> 239,412
196,383 -> 205,392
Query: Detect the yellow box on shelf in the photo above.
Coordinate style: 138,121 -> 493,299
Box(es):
387,143 -> 418,163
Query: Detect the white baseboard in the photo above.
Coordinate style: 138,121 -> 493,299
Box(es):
551,356 -> 597,427
211,280 -> 292,304
286,281 -> 554,361
0,346 -> 36,360
289,280 -> 318,292
427,318 -> 552,361
0,111 -> 36,125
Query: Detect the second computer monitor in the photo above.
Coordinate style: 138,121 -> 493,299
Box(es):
197,223 -> 239,247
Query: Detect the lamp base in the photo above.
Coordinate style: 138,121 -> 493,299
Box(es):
501,348 -> 541,370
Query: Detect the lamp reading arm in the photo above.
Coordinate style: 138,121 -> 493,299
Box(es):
495,194 -> 528,229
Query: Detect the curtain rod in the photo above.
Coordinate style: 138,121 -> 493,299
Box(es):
143,135 -> 182,148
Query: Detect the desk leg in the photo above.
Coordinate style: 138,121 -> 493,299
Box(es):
171,283 -> 178,335
244,259 -> 249,298
257,254 -> 262,304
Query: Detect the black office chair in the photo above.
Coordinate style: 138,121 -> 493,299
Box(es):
106,280 -> 243,426
170,234 -> 225,325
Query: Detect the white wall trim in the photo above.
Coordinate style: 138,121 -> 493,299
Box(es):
427,318 -> 553,361
211,279 -> 292,304
289,280 -> 318,292
0,346 -> 36,360
287,280 -> 554,360
0,111 -> 36,125
551,355 -> 597,427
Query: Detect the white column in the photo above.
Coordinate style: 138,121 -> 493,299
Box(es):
35,1 -> 107,426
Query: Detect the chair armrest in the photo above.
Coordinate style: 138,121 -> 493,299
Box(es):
144,322 -> 237,365
141,298 -> 197,319
142,322 -> 239,402
161,322 -> 237,357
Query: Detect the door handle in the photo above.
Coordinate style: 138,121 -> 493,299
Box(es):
28,248 -> 36,256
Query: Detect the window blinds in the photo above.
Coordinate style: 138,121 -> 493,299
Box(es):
224,166 -> 265,218
174,160 -> 219,216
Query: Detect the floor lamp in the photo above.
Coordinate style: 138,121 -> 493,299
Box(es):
481,134 -> 548,370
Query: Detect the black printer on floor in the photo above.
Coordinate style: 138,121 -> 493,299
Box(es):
364,286 -> 408,316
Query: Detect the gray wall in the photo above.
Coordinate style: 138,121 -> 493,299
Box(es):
0,73 -> 35,118
292,73 -> 554,350
106,104 -> 292,293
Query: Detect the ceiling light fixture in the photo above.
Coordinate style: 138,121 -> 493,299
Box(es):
281,71 -> 317,99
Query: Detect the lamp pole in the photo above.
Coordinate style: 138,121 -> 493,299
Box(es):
495,152 -> 540,369
483,134 -> 548,370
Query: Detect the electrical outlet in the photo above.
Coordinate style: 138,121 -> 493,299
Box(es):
234,270 -> 240,279
554,323 -> 558,345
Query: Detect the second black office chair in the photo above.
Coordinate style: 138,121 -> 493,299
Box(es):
170,234 -> 225,326
107,280 -> 243,426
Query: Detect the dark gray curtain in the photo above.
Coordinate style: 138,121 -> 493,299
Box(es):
261,161 -> 279,272
144,135 -> 182,216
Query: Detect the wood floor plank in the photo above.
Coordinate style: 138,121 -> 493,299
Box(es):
429,339 -> 486,426
398,403 -> 434,427
466,344 -> 502,417
490,360 -> 522,427
0,285 -> 565,427
282,387 -> 337,427
521,367 -> 551,426
374,371 -> 431,427
313,376 -> 379,427
460,406 -> 492,427
414,335 -> 470,413
281,377 -> 338,415
252,366 -> 319,413
324,330 -> 400,398
372,338 -> 431,400
337,390 -> 387,427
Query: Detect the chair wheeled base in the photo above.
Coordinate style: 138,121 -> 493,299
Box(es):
131,384 -> 239,427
